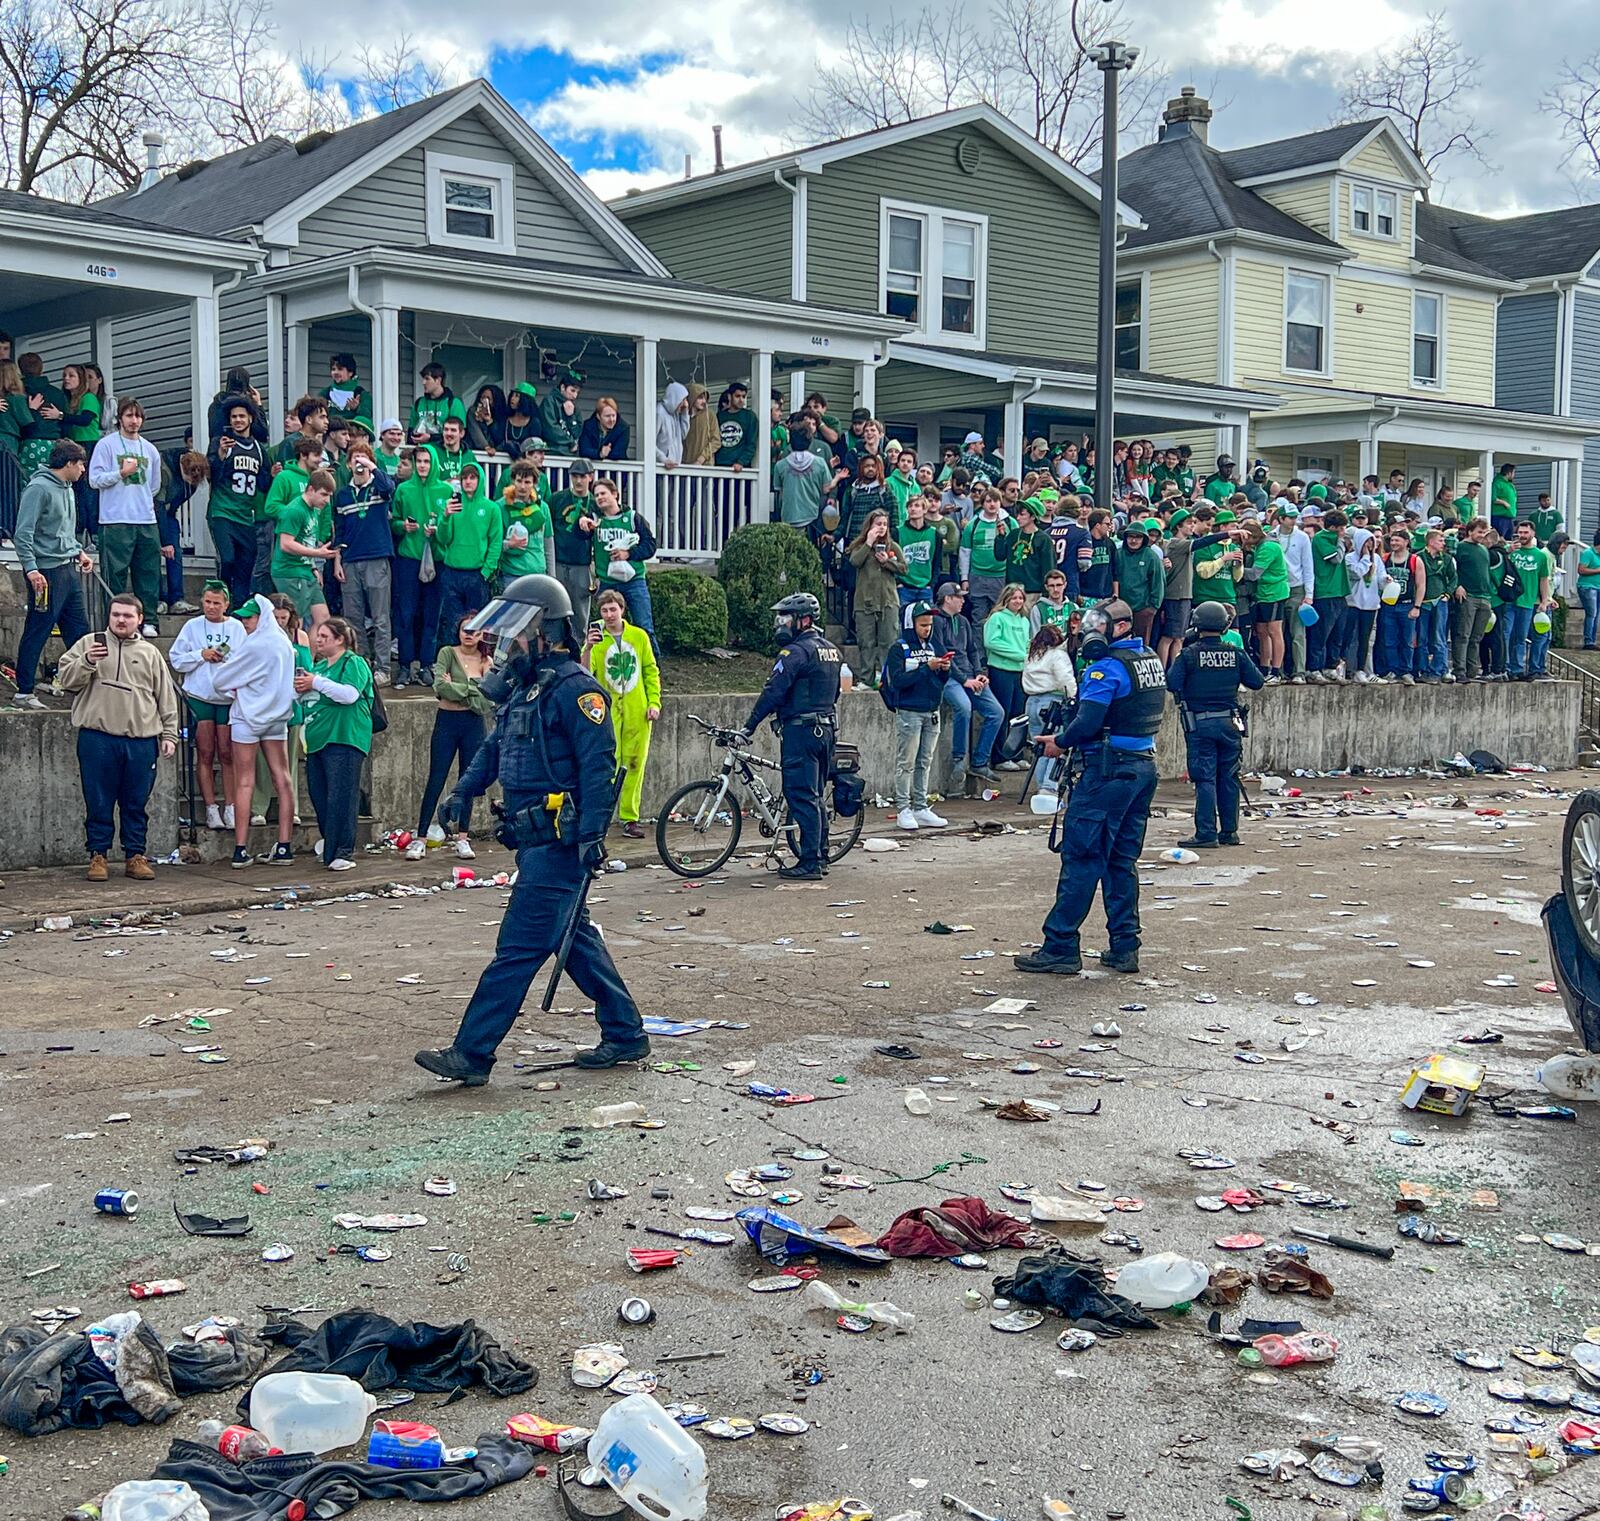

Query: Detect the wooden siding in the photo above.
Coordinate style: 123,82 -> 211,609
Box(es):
1232,258 -> 1289,390
1569,289 -> 1600,533
1338,178 -> 1413,272
1494,292 -> 1559,414
876,361 -> 999,414
295,108 -> 626,269
1443,291 -> 1495,405
803,125 -> 1100,362
621,182 -> 792,298
1144,259 -> 1219,383
1348,136 -> 1407,181
1258,179 -> 1330,235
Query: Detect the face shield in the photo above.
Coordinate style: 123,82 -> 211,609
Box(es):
466,597 -> 546,645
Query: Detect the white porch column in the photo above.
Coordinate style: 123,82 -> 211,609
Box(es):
1569,456 -> 1585,538
93,317 -> 116,401
371,306 -> 402,434
190,292 -> 220,453
1358,433 -> 1379,484
636,337 -> 658,524
1002,393 -> 1025,479
913,413 -> 942,468
265,293 -> 285,442
789,370 -> 806,413
1480,450 -> 1495,508
855,360 -> 876,418
287,321 -> 310,406
753,348 -> 774,523
1233,419 -> 1250,471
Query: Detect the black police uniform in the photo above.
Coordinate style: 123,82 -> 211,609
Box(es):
1165,634 -> 1263,845
1031,637 -> 1167,970
745,627 -> 842,872
440,649 -> 645,1075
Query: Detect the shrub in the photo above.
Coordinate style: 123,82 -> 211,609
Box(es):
650,567 -> 729,655
717,523 -> 825,650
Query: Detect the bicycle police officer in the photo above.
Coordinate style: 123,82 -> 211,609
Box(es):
734,592 -> 841,881
1166,600 -> 1263,849
414,573 -> 649,1084
1015,598 -> 1167,977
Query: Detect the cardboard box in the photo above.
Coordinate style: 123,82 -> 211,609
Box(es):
1399,1053 -> 1486,1117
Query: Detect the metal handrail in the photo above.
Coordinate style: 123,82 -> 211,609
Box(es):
1550,650 -> 1600,748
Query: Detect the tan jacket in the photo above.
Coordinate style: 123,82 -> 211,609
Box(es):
58,632 -> 180,744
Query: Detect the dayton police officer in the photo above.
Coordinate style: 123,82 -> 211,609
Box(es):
734,592 -> 841,880
1166,600 -> 1263,849
414,573 -> 648,1084
1015,598 -> 1167,977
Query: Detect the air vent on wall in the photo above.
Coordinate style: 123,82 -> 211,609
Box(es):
955,138 -> 983,175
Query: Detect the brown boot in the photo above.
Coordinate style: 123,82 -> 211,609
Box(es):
124,854 -> 156,881
86,853 -> 108,882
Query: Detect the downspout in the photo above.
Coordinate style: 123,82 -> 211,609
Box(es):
1367,401 -> 1401,478
773,168 -> 805,303
347,263 -> 377,324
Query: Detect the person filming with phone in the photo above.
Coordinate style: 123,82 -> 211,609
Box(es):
57,593 -> 179,883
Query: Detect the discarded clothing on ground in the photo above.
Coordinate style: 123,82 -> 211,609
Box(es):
93,1312 -> 182,1424
737,1206 -> 892,1267
167,1325 -> 270,1395
877,1195 -> 1049,1257
240,1310 -> 537,1417
0,1322 -> 147,1436
148,1431 -> 535,1521
990,1250 -> 1159,1335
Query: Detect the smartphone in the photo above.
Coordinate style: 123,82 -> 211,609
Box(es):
91,631 -> 110,656
588,620 -> 603,637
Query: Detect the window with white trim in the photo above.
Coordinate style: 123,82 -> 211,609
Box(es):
424,149 -> 516,254
1349,181 -> 1398,240
1284,269 -> 1329,374
1114,279 -> 1143,369
1296,454 -> 1337,483
1412,291 -> 1441,386
879,199 -> 988,346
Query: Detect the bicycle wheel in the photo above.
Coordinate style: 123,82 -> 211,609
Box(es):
782,795 -> 865,866
656,779 -> 742,878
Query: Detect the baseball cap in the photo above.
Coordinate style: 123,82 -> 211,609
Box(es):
232,597 -> 261,619
378,417 -> 403,434
1274,504 -> 1300,518
525,437 -> 547,451
909,601 -> 935,620
935,580 -> 962,600
963,431 -> 984,445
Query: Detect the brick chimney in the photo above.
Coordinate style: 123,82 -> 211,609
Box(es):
1160,86 -> 1212,145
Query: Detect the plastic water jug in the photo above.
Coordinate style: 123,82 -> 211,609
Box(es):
248,1371 -> 377,1454
587,1392 -> 709,1521
1113,1252 -> 1209,1309
101,1481 -> 211,1521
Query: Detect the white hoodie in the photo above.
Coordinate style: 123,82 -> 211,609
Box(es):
168,614 -> 247,703
655,382 -> 689,466
1345,527 -> 1385,612
87,431 -> 162,525
211,614 -> 296,730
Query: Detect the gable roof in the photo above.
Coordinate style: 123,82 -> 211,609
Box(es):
1424,200 -> 1600,282
1105,134 -> 1345,257
1,184 -> 222,239
609,104 -> 1140,228
98,79 -> 668,276
1216,120 -> 1386,182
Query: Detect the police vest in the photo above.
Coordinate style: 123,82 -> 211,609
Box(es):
1102,648 -> 1168,738
1179,640 -> 1244,710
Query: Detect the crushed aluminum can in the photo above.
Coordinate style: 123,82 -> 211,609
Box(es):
703,1417 -> 756,1440
607,1369 -> 658,1396
758,1413 -> 809,1435
665,1403 -> 709,1427
1056,1329 -> 1097,1352
618,1297 -> 654,1327
1394,1392 -> 1449,1417
990,1309 -> 1044,1333
260,1243 -> 294,1263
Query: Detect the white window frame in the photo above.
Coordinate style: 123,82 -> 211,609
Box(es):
1348,180 -> 1399,242
424,149 -> 516,255
1283,268 -> 1331,377
878,198 -> 989,349
1411,289 -> 1443,388
1296,453 -> 1339,483
1114,274 -> 1146,370
1351,184 -> 1372,235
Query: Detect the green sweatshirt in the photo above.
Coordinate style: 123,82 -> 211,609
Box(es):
961,513 -> 1011,577
713,407 -> 758,469
391,446 -> 445,560
982,608 -> 1030,672
885,470 -> 917,535
1490,475 -> 1517,522
1531,506 -> 1564,545
408,392 -> 465,442
1192,540 -> 1237,603
1251,537 -> 1290,603
321,375 -> 367,422
1114,541 -> 1167,610
263,462 -> 309,523
898,522 -> 939,590
436,479 -> 503,579
500,493 -> 550,577
1310,529 -> 1350,598
1453,539 -> 1492,597
1420,547 -> 1457,603
0,390 -> 23,456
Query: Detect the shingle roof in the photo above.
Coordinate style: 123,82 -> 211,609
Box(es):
1424,200 -> 1600,281
1101,134 -> 1345,254
1213,120 -> 1389,182
1412,203 -> 1522,282
0,185 -> 207,238
98,84 -> 476,235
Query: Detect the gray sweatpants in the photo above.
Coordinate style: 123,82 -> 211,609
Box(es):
1287,586 -> 1308,674
554,559 -> 593,629
342,557 -> 393,672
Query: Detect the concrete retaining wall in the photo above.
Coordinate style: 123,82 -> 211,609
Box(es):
0,680 -> 1578,871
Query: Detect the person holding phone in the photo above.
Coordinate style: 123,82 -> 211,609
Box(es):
584,588 -> 661,839
57,593 -> 179,882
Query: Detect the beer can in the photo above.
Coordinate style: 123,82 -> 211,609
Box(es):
94,1188 -> 138,1216
1408,1473 -> 1466,1502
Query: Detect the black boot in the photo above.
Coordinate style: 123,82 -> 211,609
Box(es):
574,1037 -> 653,1069
1014,950 -> 1083,975
1176,836 -> 1217,849
1100,949 -> 1140,973
1218,833 -> 1242,846
414,1047 -> 491,1086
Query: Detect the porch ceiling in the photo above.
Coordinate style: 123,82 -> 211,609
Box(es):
4,270 -> 189,338
1253,402 -> 1599,464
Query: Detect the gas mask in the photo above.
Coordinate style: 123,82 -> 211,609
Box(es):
1078,605 -> 1111,664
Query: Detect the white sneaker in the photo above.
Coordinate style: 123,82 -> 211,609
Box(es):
249,813 -> 267,826
328,857 -> 355,871
1288,674 -> 1306,686
10,692 -> 44,710
425,823 -> 446,846
895,807 -> 921,831
313,838 -> 324,859
170,599 -> 198,613
404,839 -> 427,861
141,622 -> 158,637
455,838 -> 476,859
1354,670 -> 1373,684
997,759 -> 1027,772
205,804 -> 225,831
223,804 -> 235,828
373,670 -> 391,687
912,807 -> 948,828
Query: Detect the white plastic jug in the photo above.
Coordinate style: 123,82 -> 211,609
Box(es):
248,1371 -> 378,1454
1113,1252 -> 1209,1309
1535,1052 -> 1600,1101
101,1481 -> 211,1521
588,1392 -> 709,1521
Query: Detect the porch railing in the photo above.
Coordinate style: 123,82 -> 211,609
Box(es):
472,451 -> 644,510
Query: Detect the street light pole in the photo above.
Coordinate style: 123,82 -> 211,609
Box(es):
1090,39 -> 1138,516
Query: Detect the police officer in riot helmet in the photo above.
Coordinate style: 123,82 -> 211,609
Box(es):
1015,597 -> 1168,977
732,592 -> 842,880
1166,600 -> 1263,849
414,573 -> 649,1083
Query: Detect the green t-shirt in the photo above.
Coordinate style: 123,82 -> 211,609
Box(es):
500,496 -> 550,578
271,498 -> 322,581
1490,475 -> 1517,522
1203,476 -> 1235,505
961,514 -> 1010,577
304,650 -> 375,755
1581,546 -> 1600,579
1509,544 -> 1553,609
1453,539 -> 1493,598
1310,529 -> 1350,599
68,392 -> 102,445
898,522 -> 939,589
1251,537 -> 1290,603
1192,540 -> 1236,604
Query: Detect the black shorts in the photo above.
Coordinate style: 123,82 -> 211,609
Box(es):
1160,598 -> 1191,639
1254,599 -> 1287,624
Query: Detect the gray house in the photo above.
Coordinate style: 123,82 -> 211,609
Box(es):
1424,201 -> 1600,534
13,80 -> 901,559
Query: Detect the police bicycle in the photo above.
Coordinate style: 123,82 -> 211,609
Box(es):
655,714 -> 864,877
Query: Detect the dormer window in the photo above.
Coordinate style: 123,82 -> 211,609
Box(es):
425,149 -> 516,254
1350,183 -> 1398,241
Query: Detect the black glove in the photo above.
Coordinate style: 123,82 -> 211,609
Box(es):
578,837 -> 607,874
729,727 -> 751,747
439,794 -> 464,833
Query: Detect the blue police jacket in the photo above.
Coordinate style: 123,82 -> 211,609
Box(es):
457,651 -> 617,842
746,628 -> 842,729
1057,637 -> 1165,753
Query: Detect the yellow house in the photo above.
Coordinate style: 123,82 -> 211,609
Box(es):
1115,89 -> 1594,520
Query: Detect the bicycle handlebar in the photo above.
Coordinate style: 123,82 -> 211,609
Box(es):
687,714 -> 780,770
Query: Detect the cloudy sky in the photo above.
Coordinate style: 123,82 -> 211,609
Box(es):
277,0 -> 1598,215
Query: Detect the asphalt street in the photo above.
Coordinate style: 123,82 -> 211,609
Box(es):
0,774 -> 1596,1521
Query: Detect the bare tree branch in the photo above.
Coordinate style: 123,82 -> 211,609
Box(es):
1546,53 -> 1600,195
355,33 -> 452,115
1335,9 -> 1490,196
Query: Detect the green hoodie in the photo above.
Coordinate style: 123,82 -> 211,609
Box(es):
408,391 -> 465,442
263,461 -> 309,523
436,469 -> 503,579
391,445 -> 446,561
1114,538 -> 1167,611
500,490 -> 551,577
713,406 -> 759,469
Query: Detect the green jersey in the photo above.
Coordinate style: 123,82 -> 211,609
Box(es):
898,522 -> 939,589
209,435 -> 267,526
271,497 -> 323,581
594,509 -> 645,584
961,514 -> 1011,577
1509,544 -> 1553,609
304,650 -> 375,755
1310,529 -> 1350,599
1033,598 -> 1073,633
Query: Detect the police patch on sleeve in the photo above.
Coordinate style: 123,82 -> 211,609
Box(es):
1087,669 -> 1107,682
577,691 -> 607,724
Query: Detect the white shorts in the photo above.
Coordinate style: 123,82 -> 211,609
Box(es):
230,718 -> 288,745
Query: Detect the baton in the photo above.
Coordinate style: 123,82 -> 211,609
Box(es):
540,766 -> 627,1011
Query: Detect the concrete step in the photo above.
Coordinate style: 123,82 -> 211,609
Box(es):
176,814 -> 376,864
